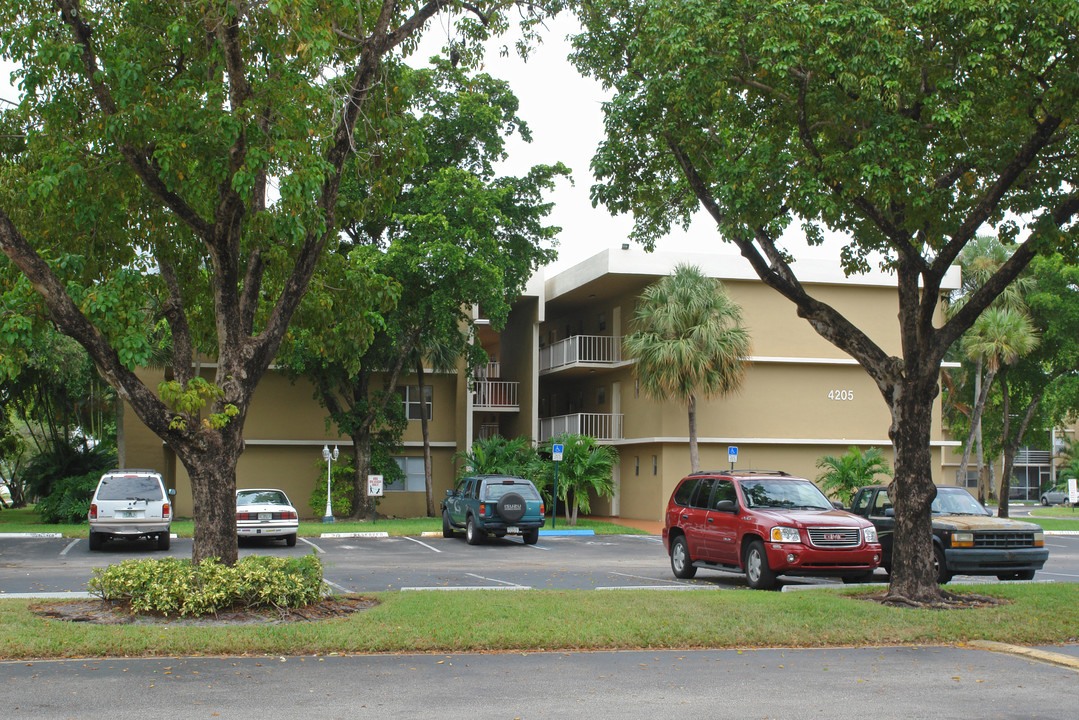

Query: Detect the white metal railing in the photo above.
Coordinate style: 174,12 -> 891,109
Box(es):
540,335 -> 623,372
472,380 -> 519,409
478,423 -> 501,440
474,362 -> 501,379
539,413 -> 624,442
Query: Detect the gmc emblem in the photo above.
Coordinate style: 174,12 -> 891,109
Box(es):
824,533 -> 844,541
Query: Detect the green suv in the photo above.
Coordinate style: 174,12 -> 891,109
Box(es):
442,475 -> 546,545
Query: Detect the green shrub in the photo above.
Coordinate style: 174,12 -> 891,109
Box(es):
35,470 -> 100,524
88,555 -> 325,616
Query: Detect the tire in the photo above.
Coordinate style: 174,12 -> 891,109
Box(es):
442,510 -> 455,538
156,532 -> 171,551
669,535 -> 697,579
523,528 -> 539,545
285,533 -> 297,547
496,492 -> 526,523
88,530 -> 103,551
933,544 -> 952,584
465,515 -> 484,545
744,540 -> 777,590
1041,496 -> 1049,506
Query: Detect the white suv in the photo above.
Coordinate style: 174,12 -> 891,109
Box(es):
88,469 -> 175,551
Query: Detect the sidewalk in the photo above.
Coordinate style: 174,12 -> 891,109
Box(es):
581,516 -> 663,535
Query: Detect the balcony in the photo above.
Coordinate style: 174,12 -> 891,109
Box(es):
540,413 -> 624,442
540,335 -> 628,375
474,362 -> 501,379
473,380 -> 519,411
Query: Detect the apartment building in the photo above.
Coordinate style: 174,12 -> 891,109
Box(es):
123,247 -> 961,521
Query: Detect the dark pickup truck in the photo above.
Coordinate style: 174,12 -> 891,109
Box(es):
441,474 -> 545,545
848,484 -> 1048,583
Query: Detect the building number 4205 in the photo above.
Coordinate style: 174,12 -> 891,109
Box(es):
828,389 -> 855,401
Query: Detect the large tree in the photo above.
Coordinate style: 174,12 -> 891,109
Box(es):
0,0 -> 562,564
572,1 -> 1079,604
622,263 -> 751,473
278,61 -> 564,519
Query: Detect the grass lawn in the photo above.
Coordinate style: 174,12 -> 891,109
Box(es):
0,507 -> 649,537
2,583 -> 1076,660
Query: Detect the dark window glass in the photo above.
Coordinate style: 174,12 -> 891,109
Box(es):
672,479 -> 697,507
97,476 -> 164,501
690,478 -> 716,509
711,480 -> 736,510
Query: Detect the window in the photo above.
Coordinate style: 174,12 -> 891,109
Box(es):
388,456 -> 426,492
711,480 -> 737,511
635,378 -> 639,398
690,478 -> 715,508
653,455 -> 658,476
401,385 -> 433,421
598,312 -> 606,331
597,387 -> 606,405
634,456 -> 640,476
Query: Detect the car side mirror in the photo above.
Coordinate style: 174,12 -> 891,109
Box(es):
715,499 -> 736,513
168,488 -> 176,497
884,508 -> 895,517
831,500 -> 845,510
445,489 -> 453,497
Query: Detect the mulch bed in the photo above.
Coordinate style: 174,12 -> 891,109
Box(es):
29,596 -> 376,626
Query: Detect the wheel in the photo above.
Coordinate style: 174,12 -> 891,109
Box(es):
933,544 -> 952,584
156,532 -> 171,551
1041,496 -> 1049,506
285,533 -> 297,547
88,530 -> 103,551
465,515 -> 484,545
442,510 -> 455,538
669,535 -> 697,579
523,528 -> 539,545
744,540 -> 777,590
496,492 -> 526,523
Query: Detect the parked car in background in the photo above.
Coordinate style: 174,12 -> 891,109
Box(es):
236,488 -> 299,546
848,484 -> 1048,582
662,470 -> 881,589
88,469 -> 175,551
442,475 -> 545,545
1040,482 -> 1072,506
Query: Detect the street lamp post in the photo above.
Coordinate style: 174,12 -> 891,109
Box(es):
322,444 -> 339,524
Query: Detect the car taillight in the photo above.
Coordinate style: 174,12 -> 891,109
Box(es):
541,503 -> 545,516
480,503 -> 487,516
89,503 -> 97,519
163,503 -> 170,519
237,512 -> 251,520
283,511 -> 297,520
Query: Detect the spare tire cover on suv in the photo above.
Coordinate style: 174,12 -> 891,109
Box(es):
497,492 -> 527,522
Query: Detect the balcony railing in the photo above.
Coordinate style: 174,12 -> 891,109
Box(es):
473,380 -> 519,409
478,423 -> 501,440
540,335 -> 623,373
474,362 -> 501,379
540,413 -> 624,442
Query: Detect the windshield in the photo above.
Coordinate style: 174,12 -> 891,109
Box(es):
237,490 -> 290,506
484,482 -> 540,501
96,476 -> 164,502
932,488 -> 990,516
738,479 -> 832,510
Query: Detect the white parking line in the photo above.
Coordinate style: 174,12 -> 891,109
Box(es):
465,572 -> 527,587
401,585 -> 531,591
59,539 -> 80,556
323,579 -> 352,594
402,536 -> 441,553
607,571 -> 696,586
300,537 -> 324,554
595,585 -> 717,591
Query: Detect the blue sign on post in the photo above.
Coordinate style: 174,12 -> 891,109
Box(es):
728,445 -> 738,468
551,443 -> 564,529
552,443 -> 564,461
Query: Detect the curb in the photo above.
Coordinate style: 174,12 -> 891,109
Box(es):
966,640 -> 1079,671
540,529 -> 595,536
319,532 -> 389,539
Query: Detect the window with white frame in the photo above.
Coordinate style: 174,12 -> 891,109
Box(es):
387,456 -> 427,492
400,385 -> 433,421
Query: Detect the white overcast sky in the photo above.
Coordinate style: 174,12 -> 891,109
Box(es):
0,13 -> 839,274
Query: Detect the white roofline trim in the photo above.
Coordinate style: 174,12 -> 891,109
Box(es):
607,437 -> 958,448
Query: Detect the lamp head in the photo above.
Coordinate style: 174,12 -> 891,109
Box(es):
332,445 -> 340,461
322,444 -> 331,462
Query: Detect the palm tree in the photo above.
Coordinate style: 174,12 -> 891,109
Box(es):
454,435 -> 539,478
538,434 -> 618,525
816,446 -> 893,505
623,264 -> 751,472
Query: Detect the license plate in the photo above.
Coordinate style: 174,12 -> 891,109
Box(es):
258,512 -> 272,520
507,526 -> 519,534
117,510 -> 135,518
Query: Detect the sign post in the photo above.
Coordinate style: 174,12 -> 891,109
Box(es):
1068,477 -> 1078,507
728,445 -> 738,470
367,475 -> 384,524
551,443 -> 564,530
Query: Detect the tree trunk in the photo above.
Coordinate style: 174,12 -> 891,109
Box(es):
883,376 -> 942,605
959,360 -> 994,494
347,430 -> 375,521
417,361 -> 435,517
174,433 -> 241,566
687,394 -> 700,473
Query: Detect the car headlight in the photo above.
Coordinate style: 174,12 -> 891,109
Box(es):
863,526 -> 878,544
770,526 -> 801,543
950,531 -> 974,548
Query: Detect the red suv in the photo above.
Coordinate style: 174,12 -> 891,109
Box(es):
662,470 -> 881,589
